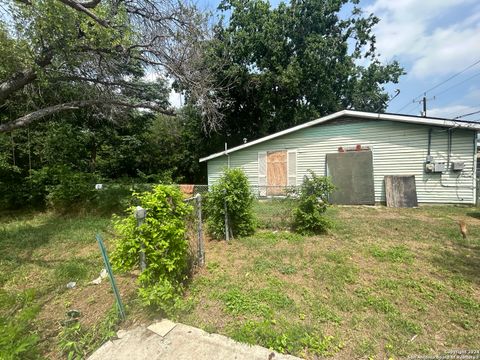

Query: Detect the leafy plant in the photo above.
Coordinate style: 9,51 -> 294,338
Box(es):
58,307 -> 119,360
230,320 -> 339,356
0,290 -> 41,360
27,165 -> 98,211
111,185 -> 192,311
292,170 -> 334,235
205,168 -> 256,239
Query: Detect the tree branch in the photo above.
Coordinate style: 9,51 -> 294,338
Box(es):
0,69 -> 38,104
79,0 -> 102,8
58,0 -> 110,27
0,50 -> 53,104
0,99 -> 174,132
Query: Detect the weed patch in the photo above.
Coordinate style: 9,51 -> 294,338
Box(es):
314,262 -> 358,289
369,245 -> 414,264
229,319 -> 341,357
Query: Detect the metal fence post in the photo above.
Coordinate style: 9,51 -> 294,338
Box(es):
135,206 -> 147,271
196,193 -> 205,266
96,234 -> 126,321
223,190 -> 229,242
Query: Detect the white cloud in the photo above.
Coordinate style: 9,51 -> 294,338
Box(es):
366,0 -> 480,78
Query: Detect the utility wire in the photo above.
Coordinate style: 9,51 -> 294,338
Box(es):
433,71 -> 480,98
420,58 -> 480,96
397,99 -> 416,113
395,57 -> 480,113
453,109 -> 480,120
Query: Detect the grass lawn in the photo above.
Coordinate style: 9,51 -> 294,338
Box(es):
0,211 -> 137,359
178,203 -> 480,359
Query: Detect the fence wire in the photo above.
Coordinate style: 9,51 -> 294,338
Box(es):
178,184 -> 299,198
184,194 -> 205,267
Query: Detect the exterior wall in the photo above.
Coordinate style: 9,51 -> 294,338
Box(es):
207,157 -> 228,185
207,118 -> 477,204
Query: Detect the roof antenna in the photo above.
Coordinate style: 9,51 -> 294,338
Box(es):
375,89 -> 400,113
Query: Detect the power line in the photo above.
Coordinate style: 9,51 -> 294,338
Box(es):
397,99 -> 416,113
395,57 -> 480,113
421,58 -> 480,96
433,71 -> 480,98
453,109 -> 480,120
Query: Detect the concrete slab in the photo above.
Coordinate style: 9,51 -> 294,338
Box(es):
147,319 -> 176,337
88,321 -> 302,360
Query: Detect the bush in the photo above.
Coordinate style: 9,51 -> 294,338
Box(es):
111,185 -> 192,311
0,159 -> 26,210
0,290 -> 40,360
205,168 -> 256,239
27,166 -> 98,211
292,170 -> 334,235
46,171 -> 98,211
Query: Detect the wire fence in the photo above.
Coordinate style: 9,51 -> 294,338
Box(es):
177,184 -> 299,198
184,194 -> 205,267
96,182 -> 298,199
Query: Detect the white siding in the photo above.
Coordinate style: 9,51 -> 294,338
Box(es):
207,157 -> 227,185
208,118 -> 477,204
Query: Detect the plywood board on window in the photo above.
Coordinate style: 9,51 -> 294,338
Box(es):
326,151 -> 375,205
267,151 -> 287,196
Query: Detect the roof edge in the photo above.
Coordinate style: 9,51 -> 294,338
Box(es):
199,110 -> 347,162
199,110 -> 480,162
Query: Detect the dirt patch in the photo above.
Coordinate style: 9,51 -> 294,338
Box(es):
36,273 -> 137,359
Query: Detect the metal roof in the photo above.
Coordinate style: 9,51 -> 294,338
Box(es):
199,110 -> 480,162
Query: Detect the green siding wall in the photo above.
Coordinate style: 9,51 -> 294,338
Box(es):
207,118 -> 477,204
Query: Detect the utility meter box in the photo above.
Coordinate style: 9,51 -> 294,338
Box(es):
425,161 -> 446,173
451,161 -> 465,171
433,162 -> 446,172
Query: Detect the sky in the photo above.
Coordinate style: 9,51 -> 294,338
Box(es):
186,0 -> 480,120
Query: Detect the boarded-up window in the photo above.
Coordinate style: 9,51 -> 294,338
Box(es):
267,151 -> 287,195
326,150 -> 375,205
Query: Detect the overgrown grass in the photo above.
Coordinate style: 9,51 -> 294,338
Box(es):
0,210 -> 126,359
253,199 -> 297,230
178,203 -> 480,359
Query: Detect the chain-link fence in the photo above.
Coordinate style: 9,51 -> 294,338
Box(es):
184,194 -> 205,267
177,184 -> 299,198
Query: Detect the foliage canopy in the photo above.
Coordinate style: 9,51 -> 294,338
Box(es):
208,0 -> 404,146
0,0 -> 222,132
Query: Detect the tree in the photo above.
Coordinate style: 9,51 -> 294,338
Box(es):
0,0 -> 223,133
208,0 -> 405,145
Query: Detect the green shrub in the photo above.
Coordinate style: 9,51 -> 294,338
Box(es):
27,165 -> 98,211
93,183 -> 133,215
0,157 -> 27,210
58,306 -> 119,360
205,168 -> 256,239
46,171 -> 98,211
292,171 -> 334,235
0,290 -> 41,360
111,185 -> 192,311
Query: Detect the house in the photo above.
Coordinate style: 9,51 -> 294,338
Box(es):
200,110 -> 480,205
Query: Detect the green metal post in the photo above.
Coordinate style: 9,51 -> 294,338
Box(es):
96,233 -> 126,321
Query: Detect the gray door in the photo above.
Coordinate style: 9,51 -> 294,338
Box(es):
326,151 -> 375,205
